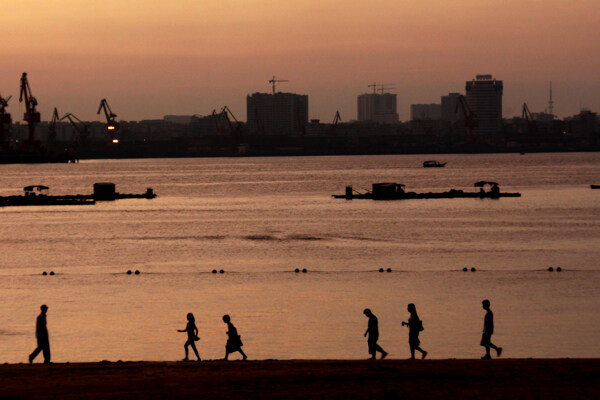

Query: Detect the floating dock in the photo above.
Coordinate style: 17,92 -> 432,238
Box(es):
0,183 -> 156,207
333,183 -> 521,200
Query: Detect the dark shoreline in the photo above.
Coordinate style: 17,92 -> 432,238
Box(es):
2,359 -> 599,399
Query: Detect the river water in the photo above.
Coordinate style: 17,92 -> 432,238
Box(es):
0,153 -> 599,362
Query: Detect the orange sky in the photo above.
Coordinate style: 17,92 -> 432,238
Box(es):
1,1 -> 598,122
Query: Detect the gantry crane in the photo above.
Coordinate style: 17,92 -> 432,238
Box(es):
455,94 -> 478,142
269,76 -> 288,94
19,72 -> 41,150
0,93 -> 12,150
97,98 -> 119,133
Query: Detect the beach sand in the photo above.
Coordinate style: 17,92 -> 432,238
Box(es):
1,359 -> 599,399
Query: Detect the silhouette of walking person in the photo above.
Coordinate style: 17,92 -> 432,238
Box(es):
363,308 -> 388,360
481,299 -> 503,359
222,315 -> 247,360
29,304 -> 51,364
177,313 -> 201,361
402,303 -> 428,359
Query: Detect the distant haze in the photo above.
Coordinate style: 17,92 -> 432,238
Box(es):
1,1 -> 598,122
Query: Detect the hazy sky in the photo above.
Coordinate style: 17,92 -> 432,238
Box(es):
1,1 -> 598,122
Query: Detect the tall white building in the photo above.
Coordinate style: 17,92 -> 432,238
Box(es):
357,93 -> 399,124
465,75 -> 503,135
247,92 -> 308,135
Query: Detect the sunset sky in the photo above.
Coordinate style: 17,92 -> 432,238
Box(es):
1,1 -> 598,122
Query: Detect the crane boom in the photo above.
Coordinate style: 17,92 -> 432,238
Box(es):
455,94 -> 477,142
19,72 -> 41,149
269,76 -> 288,94
97,98 -> 119,131
60,112 -> 90,143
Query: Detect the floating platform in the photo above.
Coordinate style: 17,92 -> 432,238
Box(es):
0,183 -> 156,208
333,183 -> 521,200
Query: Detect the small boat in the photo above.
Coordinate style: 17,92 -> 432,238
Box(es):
591,185 -> 600,189
423,160 -> 446,168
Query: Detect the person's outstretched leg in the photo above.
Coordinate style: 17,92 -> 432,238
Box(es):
416,346 -> 427,359
238,349 -> 247,360
375,345 -> 388,359
190,342 -> 201,361
29,346 -> 42,363
490,342 -> 502,357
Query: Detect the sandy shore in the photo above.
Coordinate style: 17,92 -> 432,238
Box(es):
1,359 -> 599,399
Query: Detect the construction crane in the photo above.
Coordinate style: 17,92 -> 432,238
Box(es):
368,82 -> 395,94
521,102 -> 537,144
60,112 -> 90,144
97,98 -> 119,133
455,94 -> 477,142
47,108 -> 60,143
0,93 -> 12,151
330,111 -> 341,136
19,72 -> 41,150
269,76 -> 288,94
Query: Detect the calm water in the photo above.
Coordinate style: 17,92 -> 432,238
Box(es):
0,153 -> 599,362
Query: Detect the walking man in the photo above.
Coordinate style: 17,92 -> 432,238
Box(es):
363,308 -> 388,360
29,304 -> 51,364
481,299 -> 502,359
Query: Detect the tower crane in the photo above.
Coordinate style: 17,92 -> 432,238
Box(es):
97,99 -> 119,132
368,83 -> 395,94
269,76 -> 288,94
19,72 -> 41,150
455,94 -> 477,142
0,93 -> 12,151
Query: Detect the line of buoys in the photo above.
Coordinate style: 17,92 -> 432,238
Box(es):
378,268 -> 393,272
462,267 -> 476,272
42,271 -> 55,276
548,267 -> 563,272
126,270 -> 141,275
212,269 -> 225,274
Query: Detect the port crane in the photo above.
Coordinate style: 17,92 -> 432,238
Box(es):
269,76 -> 288,94
521,102 -> 537,147
19,72 -> 41,150
60,112 -> 90,144
47,108 -> 60,143
0,93 -> 12,150
97,98 -> 119,133
455,94 -> 477,142
330,111 -> 341,136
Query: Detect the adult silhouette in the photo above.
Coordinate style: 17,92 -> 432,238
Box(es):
177,313 -> 201,361
401,303 -> 428,359
363,308 -> 388,360
222,315 -> 247,360
29,305 -> 51,364
481,299 -> 502,359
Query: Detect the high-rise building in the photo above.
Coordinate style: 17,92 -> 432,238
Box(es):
246,92 -> 308,135
441,92 -> 463,122
357,93 -> 399,124
410,104 -> 441,120
465,75 -> 503,135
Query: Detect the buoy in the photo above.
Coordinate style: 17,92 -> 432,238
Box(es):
219,269 -> 224,274
302,268 -> 307,273
127,270 -> 132,275
463,267 -> 468,272
378,268 -> 384,272
134,270 -> 140,275
471,267 -> 476,272
49,271 -> 55,276
42,271 -> 47,276
556,267 -> 562,272
212,269 -> 217,274
386,268 -> 392,272
548,267 -> 554,272
294,268 -> 300,273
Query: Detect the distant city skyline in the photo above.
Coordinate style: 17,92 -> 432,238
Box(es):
1,1 -> 598,122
